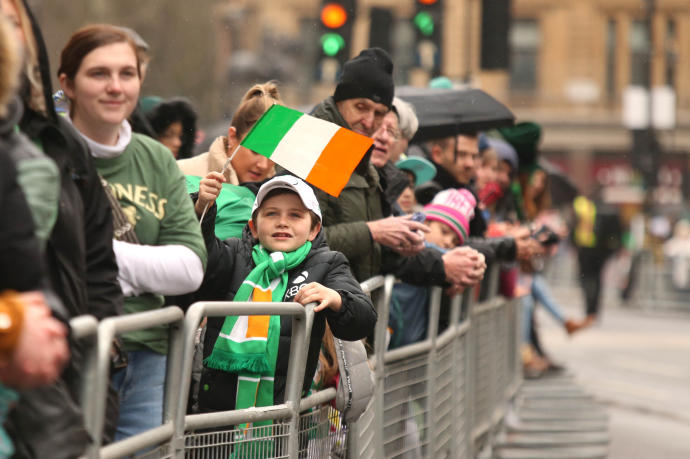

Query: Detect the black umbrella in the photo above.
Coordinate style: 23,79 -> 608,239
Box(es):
396,86 -> 515,143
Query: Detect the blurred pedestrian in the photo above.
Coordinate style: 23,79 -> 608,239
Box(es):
572,193 -> 622,324
58,23 -> 207,441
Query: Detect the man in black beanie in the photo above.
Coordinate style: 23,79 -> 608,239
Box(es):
310,48 -> 486,294
320,47 -> 394,137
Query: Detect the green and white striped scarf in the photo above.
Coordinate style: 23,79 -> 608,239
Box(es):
204,242 -> 311,454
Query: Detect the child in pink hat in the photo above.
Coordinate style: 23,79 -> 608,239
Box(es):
422,189 -> 477,251
389,188 -> 476,349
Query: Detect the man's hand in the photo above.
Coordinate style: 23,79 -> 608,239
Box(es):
505,225 -> 544,261
0,292 -> 69,389
366,216 -> 429,254
442,246 -> 487,288
294,282 -> 343,313
195,171 -> 225,217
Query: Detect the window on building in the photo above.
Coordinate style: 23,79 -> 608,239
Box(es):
509,19 -> 539,91
666,18 -> 676,88
606,20 -> 616,98
630,20 -> 650,86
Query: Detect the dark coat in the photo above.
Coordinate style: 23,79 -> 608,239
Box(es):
0,149 -> 44,292
193,205 -> 376,412
4,3 -> 123,456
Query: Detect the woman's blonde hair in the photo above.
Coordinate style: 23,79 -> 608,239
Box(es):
317,324 -> 339,389
0,14 -> 21,117
231,81 -> 282,139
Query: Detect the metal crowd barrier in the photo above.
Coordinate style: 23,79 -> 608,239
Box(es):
347,268 -> 521,459
71,269 -> 521,458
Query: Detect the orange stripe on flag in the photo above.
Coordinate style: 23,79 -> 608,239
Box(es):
306,128 -> 373,197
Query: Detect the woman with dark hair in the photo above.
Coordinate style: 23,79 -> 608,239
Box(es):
145,97 -> 198,159
58,23 -> 207,440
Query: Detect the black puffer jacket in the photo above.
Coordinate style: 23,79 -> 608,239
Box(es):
193,205 -> 376,412
0,149 -> 44,292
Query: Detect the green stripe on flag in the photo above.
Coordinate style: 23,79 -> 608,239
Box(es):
240,104 -> 303,158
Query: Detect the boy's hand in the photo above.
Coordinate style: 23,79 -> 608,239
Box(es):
294,282 -> 342,313
195,172 -> 225,217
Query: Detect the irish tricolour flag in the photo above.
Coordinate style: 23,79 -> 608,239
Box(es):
240,104 -> 373,197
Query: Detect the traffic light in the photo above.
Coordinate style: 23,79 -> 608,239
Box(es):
413,0 -> 442,74
317,0 -> 355,82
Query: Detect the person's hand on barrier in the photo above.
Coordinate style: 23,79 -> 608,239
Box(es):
445,284 -> 466,297
515,236 -> 544,261
294,282 -> 342,313
366,216 -> 429,254
195,171 -> 225,217
0,292 -> 69,389
442,246 -> 487,287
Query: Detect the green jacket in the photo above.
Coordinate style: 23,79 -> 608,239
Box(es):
311,97 -> 384,281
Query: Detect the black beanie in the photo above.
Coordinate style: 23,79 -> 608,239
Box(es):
333,47 -> 394,108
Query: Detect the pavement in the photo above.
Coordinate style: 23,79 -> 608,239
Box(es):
535,282 -> 690,458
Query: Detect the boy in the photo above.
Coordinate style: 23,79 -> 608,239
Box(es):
388,188 -> 478,349
192,173 -> 376,416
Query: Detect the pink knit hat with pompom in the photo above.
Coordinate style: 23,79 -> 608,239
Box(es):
423,189 -> 477,244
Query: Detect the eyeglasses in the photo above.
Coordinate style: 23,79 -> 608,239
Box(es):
384,126 -> 400,140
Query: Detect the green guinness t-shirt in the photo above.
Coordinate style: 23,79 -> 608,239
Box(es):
93,134 -> 207,354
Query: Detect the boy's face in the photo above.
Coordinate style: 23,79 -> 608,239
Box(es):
250,192 -> 321,253
425,220 -> 460,250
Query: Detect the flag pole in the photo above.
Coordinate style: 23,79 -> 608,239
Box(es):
198,144 -> 241,226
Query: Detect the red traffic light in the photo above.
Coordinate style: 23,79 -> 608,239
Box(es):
418,0 -> 439,4
321,3 -> 348,29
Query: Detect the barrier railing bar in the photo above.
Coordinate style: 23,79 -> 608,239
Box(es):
369,274 -> 395,459
426,285 -> 442,454
70,315 -> 99,339
100,423 -> 173,459
184,404 -> 292,431
87,306 -> 185,459
69,315 -> 99,431
359,275 -> 385,295
298,387 -> 337,411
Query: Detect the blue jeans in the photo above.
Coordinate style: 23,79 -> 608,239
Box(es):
111,349 -> 167,441
522,274 -> 566,342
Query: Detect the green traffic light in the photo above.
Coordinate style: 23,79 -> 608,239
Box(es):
321,32 -> 345,56
413,11 -> 434,36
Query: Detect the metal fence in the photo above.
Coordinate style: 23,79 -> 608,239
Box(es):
71,269 -> 521,458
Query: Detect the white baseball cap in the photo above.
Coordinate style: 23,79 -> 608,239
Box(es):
252,175 -> 322,221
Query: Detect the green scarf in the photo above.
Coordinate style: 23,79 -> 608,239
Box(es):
204,242 -> 312,455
